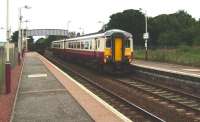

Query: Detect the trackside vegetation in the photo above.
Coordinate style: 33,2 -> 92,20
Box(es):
105,9 -> 200,66
135,46 -> 200,67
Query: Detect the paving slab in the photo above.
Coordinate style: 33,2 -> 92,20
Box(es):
11,55 -> 93,122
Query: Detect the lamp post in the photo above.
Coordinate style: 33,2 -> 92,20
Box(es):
65,20 -> 71,38
79,27 -> 84,35
98,21 -> 106,32
140,8 -> 149,60
23,20 -> 30,52
5,0 -> 11,94
67,20 -> 71,31
18,5 -> 31,64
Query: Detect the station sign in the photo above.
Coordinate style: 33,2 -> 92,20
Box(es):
143,32 -> 149,39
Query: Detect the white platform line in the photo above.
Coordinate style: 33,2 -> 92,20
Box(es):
28,73 -> 47,78
134,64 -> 200,78
182,68 -> 200,72
20,89 -> 66,94
38,53 -> 132,122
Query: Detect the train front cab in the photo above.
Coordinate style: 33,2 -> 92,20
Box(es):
103,33 -> 133,71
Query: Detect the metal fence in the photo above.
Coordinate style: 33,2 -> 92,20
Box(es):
0,42 -> 18,94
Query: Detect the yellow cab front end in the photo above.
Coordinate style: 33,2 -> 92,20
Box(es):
103,32 -> 133,65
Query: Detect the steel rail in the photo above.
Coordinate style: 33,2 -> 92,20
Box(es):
45,54 -> 165,122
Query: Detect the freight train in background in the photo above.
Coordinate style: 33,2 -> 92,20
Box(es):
51,29 -> 134,72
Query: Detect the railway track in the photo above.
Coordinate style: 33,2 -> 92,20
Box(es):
45,53 -> 165,122
115,77 -> 200,115
44,51 -> 200,121
129,77 -> 200,111
131,65 -> 200,97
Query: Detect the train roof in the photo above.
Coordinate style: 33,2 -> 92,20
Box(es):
52,29 -> 132,43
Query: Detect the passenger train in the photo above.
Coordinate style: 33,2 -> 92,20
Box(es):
51,29 -> 134,72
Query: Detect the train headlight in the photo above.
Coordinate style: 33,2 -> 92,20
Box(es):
104,58 -> 107,63
104,55 -> 110,63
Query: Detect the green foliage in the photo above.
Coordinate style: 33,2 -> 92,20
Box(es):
192,36 -> 200,46
34,35 -> 65,54
107,9 -> 145,46
107,9 -> 200,47
134,47 -> 200,67
11,31 -> 34,51
11,31 -> 18,46
27,36 -> 34,50
177,45 -> 190,52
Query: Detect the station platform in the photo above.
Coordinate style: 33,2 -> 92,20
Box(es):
133,60 -> 200,78
10,52 -> 130,122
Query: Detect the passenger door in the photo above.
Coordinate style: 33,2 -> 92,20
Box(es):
115,38 -> 122,61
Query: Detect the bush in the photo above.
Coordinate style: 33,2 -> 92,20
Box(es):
177,45 -> 190,52
134,46 -> 200,67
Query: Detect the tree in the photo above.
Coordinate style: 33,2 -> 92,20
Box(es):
107,9 -> 145,46
144,10 -> 198,47
106,9 -> 199,47
27,36 -> 34,51
11,30 -> 34,49
11,31 -> 18,46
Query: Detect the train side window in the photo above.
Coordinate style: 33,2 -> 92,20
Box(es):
84,41 -> 89,49
53,43 -> 56,48
69,42 -> 72,48
76,42 -> 78,49
73,42 -> 75,48
106,39 -> 111,48
77,42 -> 80,49
66,42 -> 68,48
75,42 -> 77,48
74,42 -> 76,48
89,40 -> 92,49
97,40 -> 100,48
57,43 -> 60,48
95,40 -> 98,49
77,42 -> 81,49
125,39 -> 130,48
65,42 -> 66,48
71,42 -> 73,48
61,43 -> 63,48
81,42 -> 84,49
55,43 -> 57,48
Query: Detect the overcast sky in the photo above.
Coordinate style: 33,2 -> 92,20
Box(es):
0,0 -> 200,41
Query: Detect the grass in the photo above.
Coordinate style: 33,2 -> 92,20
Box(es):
134,46 -> 200,67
